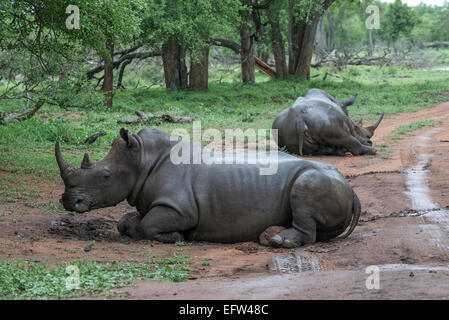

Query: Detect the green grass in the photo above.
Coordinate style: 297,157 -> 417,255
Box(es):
201,258 -> 213,266
0,252 -> 191,300
0,64 -> 448,186
389,119 -> 439,141
393,119 -> 438,135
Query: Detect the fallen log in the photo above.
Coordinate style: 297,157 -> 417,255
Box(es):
323,71 -> 341,81
254,56 -> 277,77
117,111 -> 195,125
0,100 -> 44,125
211,39 -> 277,77
84,131 -> 107,144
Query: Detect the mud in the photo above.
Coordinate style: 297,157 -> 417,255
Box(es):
1,100 -> 449,299
48,217 -> 118,241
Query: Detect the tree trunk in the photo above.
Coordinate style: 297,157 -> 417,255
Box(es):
270,19 -> 288,78
179,46 -> 188,88
315,16 -> 327,59
326,12 -> 335,52
288,16 -> 319,79
103,38 -> 114,107
287,0 -> 335,79
295,19 -> 319,79
189,47 -> 209,92
368,29 -> 374,57
240,10 -> 255,84
162,38 -> 188,89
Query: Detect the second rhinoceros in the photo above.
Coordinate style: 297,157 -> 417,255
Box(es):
55,128 -> 360,248
272,88 -> 384,156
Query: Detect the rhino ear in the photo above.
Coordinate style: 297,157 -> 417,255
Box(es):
356,119 -> 363,126
342,94 -> 357,108
120,128 -> 131,147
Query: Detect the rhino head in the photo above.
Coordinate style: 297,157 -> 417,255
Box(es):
55,128 -> 140,213
353,113 -> 384,146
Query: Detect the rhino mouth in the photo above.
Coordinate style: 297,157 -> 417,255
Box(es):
60,192 -> 91,213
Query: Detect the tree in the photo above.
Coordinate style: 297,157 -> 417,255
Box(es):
240,2 -> 256,83
287,0 -> 336,79
73,0 -> 146,107
0,0 -> 146,111
267,0 -> 288,78
142,0 -> 241,90
383,0 -> 418,53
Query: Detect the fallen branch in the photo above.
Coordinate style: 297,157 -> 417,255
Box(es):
84,131 -> 107,144
117,110 -> 195,125
211,38 -> 276,77
0,100 -> 44,125
323,71 -> 341,80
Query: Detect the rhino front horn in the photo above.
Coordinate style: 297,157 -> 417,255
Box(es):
366,113 -> 384,135
81,153 -> 93,169
55,142 -> 77,177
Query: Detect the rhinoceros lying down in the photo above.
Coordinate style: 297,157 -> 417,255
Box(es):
55,128 -> 360,248
272,88 -> 384,156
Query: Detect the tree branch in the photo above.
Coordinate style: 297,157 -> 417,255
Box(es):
211,38 -> 241,54
87,50 -> 161,79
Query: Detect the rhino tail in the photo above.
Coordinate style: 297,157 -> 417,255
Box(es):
338,190 -> 361,239
316,190 -> 361,242
296,118 -> 306,156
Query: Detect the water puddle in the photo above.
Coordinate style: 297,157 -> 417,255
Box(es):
377,264 -> 449,272
404,153 -> 439,211
404,128 -> 449,255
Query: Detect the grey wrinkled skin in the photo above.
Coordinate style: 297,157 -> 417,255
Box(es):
56,128 -> 361,248
272,88 -> 384,156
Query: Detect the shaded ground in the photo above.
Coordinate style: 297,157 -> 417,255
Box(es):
1,102 -> 449,299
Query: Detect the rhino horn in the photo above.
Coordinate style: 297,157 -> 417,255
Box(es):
365,113 -> 384,135
80,153 -> 93,169
55,142 -> 77,177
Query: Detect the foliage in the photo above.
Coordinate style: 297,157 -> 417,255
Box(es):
393,119 -> 437,135
141,0 -> 242,52
382,0 -> 418,43
0,252 -> 191,299
0,64 -> 447,181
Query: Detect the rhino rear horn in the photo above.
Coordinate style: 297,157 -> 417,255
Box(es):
81,153 -> 93,169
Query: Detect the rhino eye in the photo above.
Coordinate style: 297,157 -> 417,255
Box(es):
103,170 -> 111,178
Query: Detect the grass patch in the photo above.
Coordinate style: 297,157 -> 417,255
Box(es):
201,258 -> 213,266
393,119 -> 438,136
0,252 -> 191,300
0,65 -> 448,182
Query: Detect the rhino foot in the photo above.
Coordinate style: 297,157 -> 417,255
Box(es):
269,227 -> 307,248
117,211 -> 143,239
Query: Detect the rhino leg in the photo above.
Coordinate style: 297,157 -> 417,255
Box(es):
139,206 -> 195,243
325,135 -> 376,156
271,168 -> 353,248
117,211 -> 144,239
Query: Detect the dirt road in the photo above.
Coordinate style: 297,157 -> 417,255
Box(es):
1,102 -> 449,299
